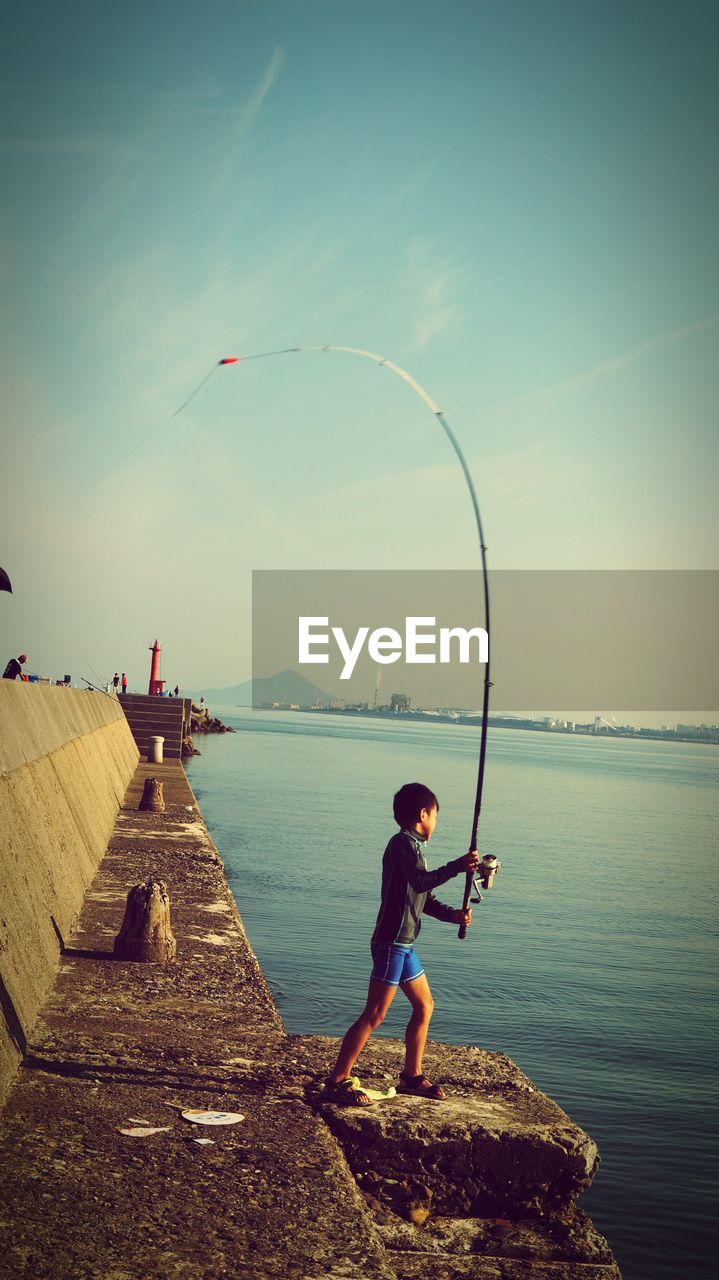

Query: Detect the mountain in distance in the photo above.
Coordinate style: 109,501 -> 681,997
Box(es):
189,669 -> 331,707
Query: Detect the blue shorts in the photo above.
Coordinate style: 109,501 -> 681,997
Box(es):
370,941 -> 425,986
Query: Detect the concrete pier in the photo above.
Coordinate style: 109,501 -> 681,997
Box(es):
0,760 -> 392,1280
0,687 -> 622,1278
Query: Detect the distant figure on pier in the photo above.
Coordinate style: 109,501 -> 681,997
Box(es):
324,782 -> 479,1105
3,653 -> 28,681
173,685 -> 179,697
121,673 -> 128,694
112,673 -> 120,690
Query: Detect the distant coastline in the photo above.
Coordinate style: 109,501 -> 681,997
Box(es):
250,703 -> 719,745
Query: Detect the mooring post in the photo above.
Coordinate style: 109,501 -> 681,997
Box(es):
114,879 -> 176,962
139,777 -> 165,812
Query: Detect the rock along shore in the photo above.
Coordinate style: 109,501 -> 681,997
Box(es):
0,758 -> 622,1279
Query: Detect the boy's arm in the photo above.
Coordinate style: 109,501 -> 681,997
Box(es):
397,836 -> 477,893
422,892 -> 459,923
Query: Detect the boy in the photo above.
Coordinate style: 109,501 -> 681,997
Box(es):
325,782 -> 479,1104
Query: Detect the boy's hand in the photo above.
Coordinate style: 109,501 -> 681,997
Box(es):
459,849 -> 479,872
453,907 -> 472,928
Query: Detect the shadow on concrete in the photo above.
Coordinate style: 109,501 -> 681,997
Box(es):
20,1054 -> 250,1095
61,946 -> 119,960
0,973 -> 27,1057
51,913 -> 116,961
21,1055 -> 163,1082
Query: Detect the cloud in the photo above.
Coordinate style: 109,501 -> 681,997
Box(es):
518,315 -> 719,405
378,154 -> 443,217
243,46 -> 285,123
147,83 -> 224,120
207,46 -> 285,200
295,439 -> 555,524
413,296 -> 457,350
402,238 -> 461,352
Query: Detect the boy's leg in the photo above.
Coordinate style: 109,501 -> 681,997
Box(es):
328,978 -> 398,1083
400,973 -> 435,1078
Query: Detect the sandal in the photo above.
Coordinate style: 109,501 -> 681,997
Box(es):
397,1072 -> 446,1100
322,1076 -> 375,1107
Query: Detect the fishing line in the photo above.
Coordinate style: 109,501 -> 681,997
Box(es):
16,376 -> 213,557
7,342 -> 493,941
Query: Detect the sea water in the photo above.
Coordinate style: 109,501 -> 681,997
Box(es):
185,710 -> 719,1280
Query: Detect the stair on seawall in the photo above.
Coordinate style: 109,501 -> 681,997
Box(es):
118,694 -> 189,761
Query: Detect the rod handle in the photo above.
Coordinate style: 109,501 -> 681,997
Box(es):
458,922 -> 467,940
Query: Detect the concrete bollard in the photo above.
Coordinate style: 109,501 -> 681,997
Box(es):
114,879 -> 177,962
148,735 -> 164,764
138,777 -> 165,812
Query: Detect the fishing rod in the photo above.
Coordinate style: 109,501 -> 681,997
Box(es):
178,344 -> 497,940
80,677 -> 115,699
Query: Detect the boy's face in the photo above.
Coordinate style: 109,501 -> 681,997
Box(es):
417,804 -> 438,840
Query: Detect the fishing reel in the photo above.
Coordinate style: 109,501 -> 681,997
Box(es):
470,853 -> 501,903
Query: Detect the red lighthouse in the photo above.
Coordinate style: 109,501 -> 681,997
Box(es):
148,639 -> 165,696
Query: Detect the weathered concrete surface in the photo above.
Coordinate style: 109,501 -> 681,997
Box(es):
0,751 -> 621,1278
0,683 -> 138,1102
0,1075 -> 393,1280
305,1036 -> 598,1217
0,682 -> 133,776
0,760 -> 393,1280
376,1212 -> 621,1279
383,1256 -> 620,1279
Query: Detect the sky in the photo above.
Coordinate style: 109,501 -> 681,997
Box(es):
1,0 -> 717,717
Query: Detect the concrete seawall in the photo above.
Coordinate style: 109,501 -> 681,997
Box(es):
0,683 -> 139,1101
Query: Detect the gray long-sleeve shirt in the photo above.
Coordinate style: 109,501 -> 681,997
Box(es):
371,827 -> 464,946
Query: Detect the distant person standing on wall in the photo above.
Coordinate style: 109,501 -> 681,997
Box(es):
173,685 -> 179,697
3,653 -> 27,680
121,673 -> 128,694
112,672 -> 120,690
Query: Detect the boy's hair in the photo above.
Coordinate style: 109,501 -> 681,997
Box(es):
393,782 -> 439,828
